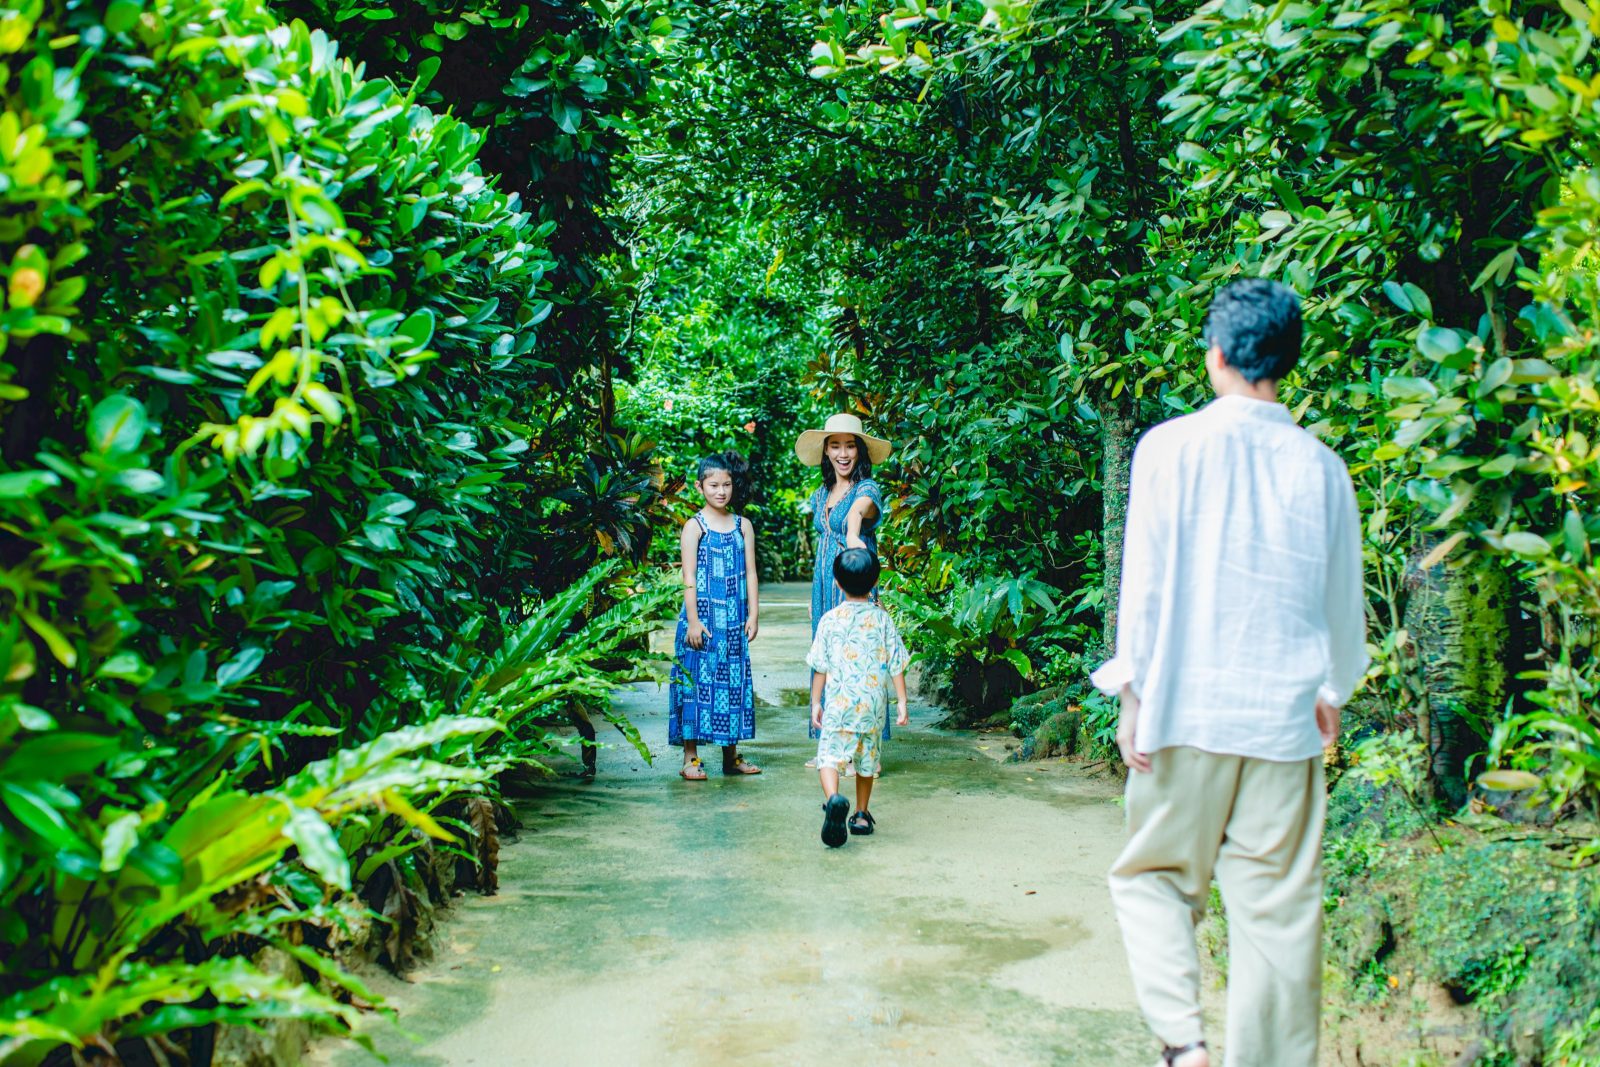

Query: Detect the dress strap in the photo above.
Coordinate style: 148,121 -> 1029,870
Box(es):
692,511 -> 710,533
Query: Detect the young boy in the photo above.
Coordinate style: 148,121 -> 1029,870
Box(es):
807,548 -> 910,847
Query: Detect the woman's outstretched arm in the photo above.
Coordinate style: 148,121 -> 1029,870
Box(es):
845,496 -> 879,550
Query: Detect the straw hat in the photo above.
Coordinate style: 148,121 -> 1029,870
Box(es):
795,413 -> 893,466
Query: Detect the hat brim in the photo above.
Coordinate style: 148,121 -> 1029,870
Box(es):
795,428 -> 892,467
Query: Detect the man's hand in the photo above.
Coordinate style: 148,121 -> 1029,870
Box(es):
1116,685 -> 1153,774
1316,698 -> 1341,749
896,701 -> 909,727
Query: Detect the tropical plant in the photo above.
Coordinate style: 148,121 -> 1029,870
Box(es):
0,0 -> 670,1059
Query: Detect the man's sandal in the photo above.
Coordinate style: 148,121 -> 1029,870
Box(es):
722,755 -> 762,775
848,810 -> 875,835
1161,1041 -> 1206,1065
680,758 -> 707,781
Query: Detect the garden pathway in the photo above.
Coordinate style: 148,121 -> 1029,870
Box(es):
312,584 -> 1153,1066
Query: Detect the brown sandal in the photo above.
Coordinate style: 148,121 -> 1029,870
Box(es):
722,754 -> 762,775
680,758 -> 707,780
1162,1041 -> 1206,1065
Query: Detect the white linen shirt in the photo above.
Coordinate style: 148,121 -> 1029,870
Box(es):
1090,394 -> 1368,762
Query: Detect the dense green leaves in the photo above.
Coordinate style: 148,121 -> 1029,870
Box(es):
0,0 -> 666,1057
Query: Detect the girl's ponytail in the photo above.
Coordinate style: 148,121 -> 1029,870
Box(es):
721,450 -> 750,511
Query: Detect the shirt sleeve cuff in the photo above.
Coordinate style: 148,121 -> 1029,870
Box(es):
1090,657 -> 1134,697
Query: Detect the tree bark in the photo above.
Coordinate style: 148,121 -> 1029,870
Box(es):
1402,531 -> 1512,808
1099,392 -> 1137,650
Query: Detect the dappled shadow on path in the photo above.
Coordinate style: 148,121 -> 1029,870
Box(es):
312,584 -> 1148,1066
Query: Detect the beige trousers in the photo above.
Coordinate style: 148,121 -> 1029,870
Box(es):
1108,747 -> 1325,1066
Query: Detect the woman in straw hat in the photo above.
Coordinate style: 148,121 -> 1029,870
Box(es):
796,414 -> 894,751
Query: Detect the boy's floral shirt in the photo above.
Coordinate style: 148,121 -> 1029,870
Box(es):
806,601 -> 909,733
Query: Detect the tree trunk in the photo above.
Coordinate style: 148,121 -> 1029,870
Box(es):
1402,531 -> 1512,808
1099,392 -> 1137,650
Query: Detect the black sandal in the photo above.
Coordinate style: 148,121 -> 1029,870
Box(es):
848,810 -> 875,835
1162,1041 -> 1206,1064
821,794 -> 850,848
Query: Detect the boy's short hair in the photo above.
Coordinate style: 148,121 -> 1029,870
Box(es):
1203,278 -> 1303,383
833,548 -> 880,597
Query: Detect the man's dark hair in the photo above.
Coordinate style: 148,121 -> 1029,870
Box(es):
1203,279 -> 1303,384
833,548 -> 881,597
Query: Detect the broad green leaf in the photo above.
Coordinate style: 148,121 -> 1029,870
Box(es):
89,395 -> 148,455
1416,326 -> 1463,360
217,646 -> 266,688
0,470 -> 60,498
395,308 -> 435,352
1503,531 -> 1552,557
0,781 -> 87,852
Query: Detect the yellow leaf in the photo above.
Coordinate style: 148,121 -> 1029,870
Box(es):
1478,768 -> 1542,792
1417,530 -> 1469,570
1558,74 -> 1591,97
19,609 -> 75,668
303,383 -> 343,425
1492,16 -> 1519,41
382,789 -> 457,842
8,267 -> 44,308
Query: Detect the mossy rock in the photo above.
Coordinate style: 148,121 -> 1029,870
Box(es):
1034,709 -> 1084,758
1006,708 -> 1084,762
1327,828 -> 1600,1060
1007,684 -> 1077,737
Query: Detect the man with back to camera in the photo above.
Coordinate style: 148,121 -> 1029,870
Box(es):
1092,279 -> 1368,1067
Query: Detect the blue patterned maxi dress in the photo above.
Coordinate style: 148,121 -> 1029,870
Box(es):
669,513 -> 755,748
808,478 -> 890,740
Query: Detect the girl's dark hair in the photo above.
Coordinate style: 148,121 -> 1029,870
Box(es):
833,548 -> 881,596
819,434 -> 873,489
697,450 -> 749,510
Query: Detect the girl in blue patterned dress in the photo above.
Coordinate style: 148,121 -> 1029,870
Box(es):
669,452 -> 762,781
793,414 -> 894,754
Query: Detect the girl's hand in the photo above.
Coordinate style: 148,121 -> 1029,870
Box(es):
744,617 -> 760,642
811,704 -> 823,729
896,703 -> 909,727
687,620 -> 709,650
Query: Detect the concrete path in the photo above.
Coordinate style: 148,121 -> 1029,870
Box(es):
313,583 -> 1151,1066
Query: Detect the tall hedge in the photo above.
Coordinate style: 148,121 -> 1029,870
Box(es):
0,0 -> 627,1058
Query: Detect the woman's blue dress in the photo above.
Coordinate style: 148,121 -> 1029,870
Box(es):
808,478 -> 890,740
669,514 -> 754,747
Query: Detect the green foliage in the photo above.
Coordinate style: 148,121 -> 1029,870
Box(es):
0,0 -> 667,1057
274,0 -> 659,378
612,214 -> 825,580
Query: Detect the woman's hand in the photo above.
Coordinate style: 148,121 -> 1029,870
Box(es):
744,616 -> 760,642
687,620 -> 709,650
846,535 -> 867,550
896,701 -> 909,727
811,703 -> 823,729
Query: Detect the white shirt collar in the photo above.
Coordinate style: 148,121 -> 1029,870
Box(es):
1206,393 -> 1295,424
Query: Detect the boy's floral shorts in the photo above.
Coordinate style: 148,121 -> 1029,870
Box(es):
817,724 -> 882,778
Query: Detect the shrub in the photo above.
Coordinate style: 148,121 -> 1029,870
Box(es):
0,0 -> 658,1058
